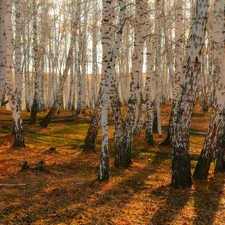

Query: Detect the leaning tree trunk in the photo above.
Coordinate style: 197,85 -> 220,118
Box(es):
171,0 -> 209,189
193,0 -> 224,180
40,24 -> 75,128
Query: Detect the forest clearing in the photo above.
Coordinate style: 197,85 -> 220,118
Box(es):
1,104 -> 225,225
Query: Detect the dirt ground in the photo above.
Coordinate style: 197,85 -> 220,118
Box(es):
0,108 -> 225,225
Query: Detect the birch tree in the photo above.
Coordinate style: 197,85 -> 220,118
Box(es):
145,32 -> 154,145
161,0 -> 184,146
123,0 -> 148,167
90,0 -> 101,109
0,0 -> 6,106
153,0 -> 163,137
98,0 -> 126,181
29,0 -> 40,124
5,0 -> 25,147
171,0 -> 209,188
40,17 -> 77,127
193,0 -> 225,179
83,0 -> 114,152
21,0 -> 32,112
14,0 -> 22,105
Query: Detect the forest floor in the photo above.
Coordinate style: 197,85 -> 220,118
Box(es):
0,103 -> 225,225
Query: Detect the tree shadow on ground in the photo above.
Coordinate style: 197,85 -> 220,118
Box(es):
193,173 -> 225,225
149,172 -> 225,225
148,145 -> 191,225
0,148 -> 161,225
150,185 -> 191,225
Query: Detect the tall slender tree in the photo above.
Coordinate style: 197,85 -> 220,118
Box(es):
82,0 -> 114,152
40,18 -> 77,128
193,0 -> 225,180
153,0 -> 163,137
145,27 -> 154,145
171,0 -> 210,188
0,0 -> 6,106
160,0 -> 184,146
123,0 -> 148,167
98,0 -> 126,181
5,0 -> 25,147
29,0 -> 40,124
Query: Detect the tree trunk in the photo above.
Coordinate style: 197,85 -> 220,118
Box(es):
145,23 -> 154,145
98,0 -> 126,181
123,0 -> 148,167
82,86 -> 103,152
83,0 -> 114,153
193,0 -> 224,180
172,0 -> 209,188
40,27 -> 75,127
29,0 -> 40,125
110,78 -> 125,167
154,0 -> 162,137
5,0 -> 25,147
0,0 -> 6,106
162,0 -> 184,146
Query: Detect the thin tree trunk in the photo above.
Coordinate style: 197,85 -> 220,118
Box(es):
29,0 -> 40,125
123,0 -> 148,167
98,0 -> 126,181
5,0 -> 25,147
40,27 -> 75,127
160,0 -> 183,146
145,23 -> 154,145
0,0 -> 6,106
154,0 -> 162,137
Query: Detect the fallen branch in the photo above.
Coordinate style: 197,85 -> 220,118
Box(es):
0,183 -> 27,187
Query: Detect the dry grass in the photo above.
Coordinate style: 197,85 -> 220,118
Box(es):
0,104 -> 225,225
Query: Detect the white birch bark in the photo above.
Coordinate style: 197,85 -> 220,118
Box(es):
0,0 -> 6,106
164,0 -> 184,145
99,0 -> 126,181
75,0 -> 82,114
40,18 -> 76,127
90,0 -> 100,109
123,0 -> 148,166
154,0 -> 162,137
81,0 -> 89,112
172,0 -> 209,188
82,0 -> 114,152
193,0 -> 225,179
14,0 -> 22,104
29,0 -> 40,124
162,0 -> 174,104
145,32 -> 154,145
21,1 -> 32,111
5,0 -> 25,146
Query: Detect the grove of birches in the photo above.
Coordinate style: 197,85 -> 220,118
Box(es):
1,0 -> 225,189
